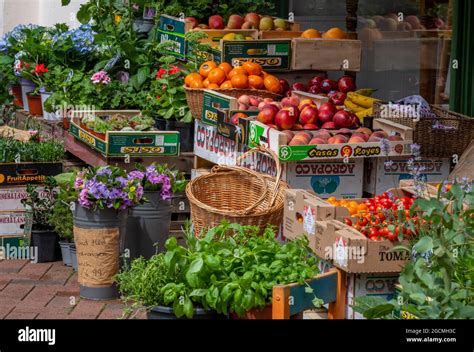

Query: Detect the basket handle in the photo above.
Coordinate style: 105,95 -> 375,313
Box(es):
236,146 -> 282,207
211,164 -> 269,215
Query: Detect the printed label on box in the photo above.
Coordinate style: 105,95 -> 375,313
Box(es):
303,205 -> 315,235
334,236 -> 348,268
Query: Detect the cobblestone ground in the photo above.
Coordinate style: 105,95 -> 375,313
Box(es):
0,260 -> 146,320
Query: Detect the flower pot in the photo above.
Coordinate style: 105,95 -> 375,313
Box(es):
146,306 -> 227,320
20,79 -> 36,111
59,240 -> 72,266
31,229 -> 61,263
133,18 -> 154,33
124,192 -> 171,260
10,84 -> 23,107
26,94 -> 43,116
154,117 -> 167,131
70,244 -> 77,272
40,89 -> 56,120
73,205 -> 128,300
166,120 -> 194,152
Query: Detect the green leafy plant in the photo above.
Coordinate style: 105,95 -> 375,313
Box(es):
116,221 -> 320,318
354,182 -> 474,319
22,177 -> 58,231
49,173 -> 77,241
0,137 -> 65,162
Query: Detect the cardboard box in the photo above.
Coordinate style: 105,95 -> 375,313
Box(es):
0,162 -> 62,187
222,39 -> 292,71
158,15 -> 190,60
286,160 -> 363,199
201,90 -> 238,126
291,38 -> 362,71
0,211 -> 26,236
346,273 -> 399,319
364,157 -> 451,196
249,118 -> 413,161
194,119 -> 278,177
0,186 -> 48,211
216,109 -> 257,145
283,189 -> 412,273
69,110 -> 180,157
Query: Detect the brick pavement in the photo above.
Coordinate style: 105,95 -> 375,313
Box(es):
0,260 -> 146,320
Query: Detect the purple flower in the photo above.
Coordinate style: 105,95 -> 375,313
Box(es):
74,177 -> 84,189
96,167 -> 112,177
116,176 -> 129,187
116,71 -> 129,84
79,188 -> 92,208
128,170 -> 145,181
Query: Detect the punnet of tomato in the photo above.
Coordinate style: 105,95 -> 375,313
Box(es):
327,191 -> 417,243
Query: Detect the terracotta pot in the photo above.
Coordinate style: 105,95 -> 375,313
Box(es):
230,306 -> 304,320
26,94 -> 43,116
10,85 -> 23,107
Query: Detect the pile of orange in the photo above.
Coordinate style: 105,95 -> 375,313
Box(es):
327,197 -> 368,216
184,61 -> 283,94
301,27 -> 348,40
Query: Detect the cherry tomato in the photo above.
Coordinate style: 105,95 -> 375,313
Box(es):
369,228 -> 379,238
379,227 -> 389,238
386,230 -> 397,242
377,213 -> 386,222
357,217 -> 368,227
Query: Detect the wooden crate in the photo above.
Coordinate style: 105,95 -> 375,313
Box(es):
259,30 -> 303,39
291,39 -> 362,71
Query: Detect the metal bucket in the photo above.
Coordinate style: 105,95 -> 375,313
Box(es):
59,241 -> 72,266
125,192 -> 171,260
74,205 -> 128,300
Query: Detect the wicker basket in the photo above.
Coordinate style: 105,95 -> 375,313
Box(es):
373,102 -> 474,158
186,146 -> 287,237
184,87 -> 282,120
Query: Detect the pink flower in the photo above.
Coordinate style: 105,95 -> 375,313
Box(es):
91,70 -> 111,85
168,65 -> 180,75
156,68 -> 167,79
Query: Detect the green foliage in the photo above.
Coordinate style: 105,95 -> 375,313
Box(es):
354,182 -> 474,319
0,137 -> 65,162
21,177 -> 58,230
49,173 -> 77,241
116,222 -> 320,318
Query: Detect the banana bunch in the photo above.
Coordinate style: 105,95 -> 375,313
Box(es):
344,90 -> 381,121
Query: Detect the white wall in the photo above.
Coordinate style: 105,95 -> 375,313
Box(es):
0,0 -> 87,35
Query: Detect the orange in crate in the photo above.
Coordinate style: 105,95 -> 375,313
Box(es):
248,75 -> 264,89
242,62 -> 262,76
199,61 -> 218,78
208,68 -> 226,84
228,66 -> 247,79
231,74 -> 249,89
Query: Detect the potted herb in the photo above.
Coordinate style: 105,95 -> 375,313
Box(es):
124,163 -> 188,260
116,222 -> 320,319
22,177 -> 60,263
73,166 -> 145,300
50,173 -> 77,267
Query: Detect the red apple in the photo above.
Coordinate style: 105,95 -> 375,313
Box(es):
285,89 -> 294,97
281,96 -> 300,107
185,17 -> 198,28
275,109 -> 295,130
282,105 -> 300,120
303,124 -> 319,130
238,103 -> 248,111
299,105 -> 319,125
321,121 -> 336,129
244,12 -> 260,28
292,123 -> 303,130
227,14 -> 244,29
321,79 -> 337,93
329,91 -> 347,106
319,102 -> 337,115
261,104 -> 279,115
372,130 -> 389,138
294,131 -> 312,143
292,82 -> 307,92
337,76 -> 356,93
209,15 -> 225,29
257,107 -> 278,125
308,85 -> 322,95
279,79 -> 290,94
309,138 -> 327,145
249,96 -> 260,107
238,94 -> 250,105
308,75 -> 325,89
333,110 -> 354,128
350,112 -> 361,128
